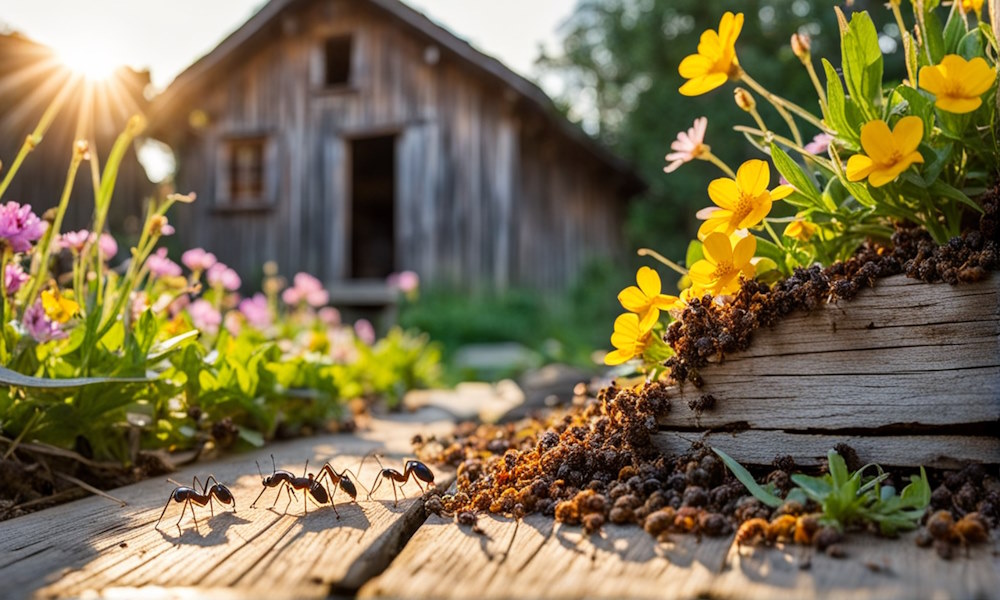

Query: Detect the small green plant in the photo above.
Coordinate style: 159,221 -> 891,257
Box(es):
715,447 -> 931,535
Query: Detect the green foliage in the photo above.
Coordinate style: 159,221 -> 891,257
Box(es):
718,448 -> 932,535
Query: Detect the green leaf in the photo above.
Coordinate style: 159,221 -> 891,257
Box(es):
685,239 -> 704,269
890,86 -> 934,137
923,10 -> 946,65
790,473 -> 833,502
827,449 -> 850,488
712,448 -> 784,508
770,144 -> 822,208
823,59 -> 860,145
237,426 -> 265,448
958,30 -> 984,60
0,365 -> 148,388
841,12 -> 883,118
930,179 -> 984,213
147,330 -> 200,362
942,2 -> 968,54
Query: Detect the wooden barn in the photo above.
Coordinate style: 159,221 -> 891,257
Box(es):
150,0 -> 644,297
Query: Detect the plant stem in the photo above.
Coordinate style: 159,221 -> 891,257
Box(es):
0,80 -> 75,201
802,58 -> 828,111
23,143 -> 87,308
699,151 -> 737,178
740,72 -> 803,146
732,125 -> 837,172
637,248 -> 689,275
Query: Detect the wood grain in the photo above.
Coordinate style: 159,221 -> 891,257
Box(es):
653,430 -> 1000,469
0,409 -> 454,600
361,513 -> 1000,600
658,276 -> 1000,447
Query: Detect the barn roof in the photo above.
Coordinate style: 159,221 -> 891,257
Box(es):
151,0 -> 645,194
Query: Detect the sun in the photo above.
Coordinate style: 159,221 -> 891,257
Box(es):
52,37 -> 120,82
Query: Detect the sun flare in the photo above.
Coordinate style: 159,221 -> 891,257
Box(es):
52,37 -> 120,81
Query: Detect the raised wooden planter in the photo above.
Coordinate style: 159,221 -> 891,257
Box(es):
654,274 -> 1000,468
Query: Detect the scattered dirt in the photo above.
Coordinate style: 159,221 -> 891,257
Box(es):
416,189 -> 1000,551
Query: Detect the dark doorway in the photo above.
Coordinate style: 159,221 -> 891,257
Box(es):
350,135 -> 396,279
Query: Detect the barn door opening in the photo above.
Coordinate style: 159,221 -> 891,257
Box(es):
349,135 -> 396,279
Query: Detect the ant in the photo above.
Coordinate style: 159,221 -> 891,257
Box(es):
315,461 -> 369,507
251,455 -> 335,516
154,475 -> 236,531
366,453 -> 435,507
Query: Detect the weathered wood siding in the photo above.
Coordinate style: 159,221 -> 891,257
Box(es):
656,275 -> 1000,467
164,1 -> 626,291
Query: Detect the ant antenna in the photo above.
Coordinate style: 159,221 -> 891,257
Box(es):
271,454 -> 277,473
303,459 -> 310,477
256,460 -> 265,480
167,478 -> 183,488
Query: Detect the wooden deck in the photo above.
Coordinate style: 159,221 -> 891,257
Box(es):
1,406 -> 998,600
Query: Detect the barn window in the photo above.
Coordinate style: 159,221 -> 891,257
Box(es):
324,35 -> 353,87
228,138 -> 265,201
216,135 -> 275,210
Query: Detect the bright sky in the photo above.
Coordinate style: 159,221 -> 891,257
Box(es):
0,0 -> 577,91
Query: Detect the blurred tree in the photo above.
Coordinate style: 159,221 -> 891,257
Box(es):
538,0 -> 905,289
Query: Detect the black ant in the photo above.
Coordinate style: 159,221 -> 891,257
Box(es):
366,453 -> 435,507
315,461 -> 368,507
251,455 -> 334,516
154,475 -> 236,531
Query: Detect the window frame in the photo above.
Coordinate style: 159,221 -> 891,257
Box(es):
214,133 -> 279,213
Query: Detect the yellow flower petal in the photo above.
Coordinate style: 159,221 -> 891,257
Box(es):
892,116 -> 924,155
935,96 -> 983,113
846,154 -> 875,182
679,73 -> 728,96
636,266 -> 661,297
770,184 -> 794,201
707,177 -> 740,210
688,260 -> 717,286
741,197 -> 772,229
604,348 -> 633,366
732,234 -> 757,267
736,159 -> 770,197
702,232 -> 732,264
918,64 -> 946,96
859,119 -> 894,161
679,54 -> 713,78
617,286 -> 647,313
638,308 -> 660,333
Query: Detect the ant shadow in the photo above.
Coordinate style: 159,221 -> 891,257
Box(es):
157,510 -> 250,546
263,500 -> 372,532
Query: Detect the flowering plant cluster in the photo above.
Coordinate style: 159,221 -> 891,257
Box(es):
607,0 -> 997,369
0,114 -> 440,461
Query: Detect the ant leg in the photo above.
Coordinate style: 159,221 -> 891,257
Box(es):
283,483 -> 295,514
209,495 -> 215,518
414,478 -> 426,494
251,486 -> 269,509
368,475 -> 383,501
176,498 -> 190,530
192,475 -> 204,494
154,494 -> 174,530
392,482 -> 399,508
327,481 -> 341,519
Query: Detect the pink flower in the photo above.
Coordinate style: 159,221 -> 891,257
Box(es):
207,263 -> 241,291
224,311 -> 243,337
238,293 -> 272,329
0,202 -> 47,253
388,270 -> 420,293
98,233 -> 118,259
59,229 -> 91,252
354,318 -> 376,345
130,291 -> 149,321
282,272 -> 328,307
664,117 -> 709,173
5,263 -> 28,296
318,307 -> 341,326
188,299 -> 221,334
23,301 -> 65,342
804,132 -> 833,155
181,248 -> 217,272
146,248 -> 182,278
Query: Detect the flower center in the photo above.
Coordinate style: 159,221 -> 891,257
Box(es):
733,193 -> 754,223
711,261 -> 735,280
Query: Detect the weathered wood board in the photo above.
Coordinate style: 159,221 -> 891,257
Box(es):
654,431 -> 1000,469
657,275 -> 1000,466
361,513 -> 1000,600
0,409 -> 455,600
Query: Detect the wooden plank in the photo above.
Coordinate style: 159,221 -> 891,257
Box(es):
362,513 -> 1000,600
0,409 -> 455,599
653,430 -> 1000,468
659,275 -> 1000,432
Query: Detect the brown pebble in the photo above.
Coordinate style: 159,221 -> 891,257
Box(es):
914,529 -> 933,548
825,544 -> 846,559
119,542 -> 128,548
814,526 -> 843,551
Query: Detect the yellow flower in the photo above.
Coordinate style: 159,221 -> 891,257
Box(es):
678,12 -> 744,96
604,313 -> 652,366
960,0 -> 983,15
697,159 -> 793,240
688,232 -> 756,296
41,289 -> 79,324
784,219 -> 818,242
845,117 -> 924,188
918,54 -> 996,114
617,267 -> 679,331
